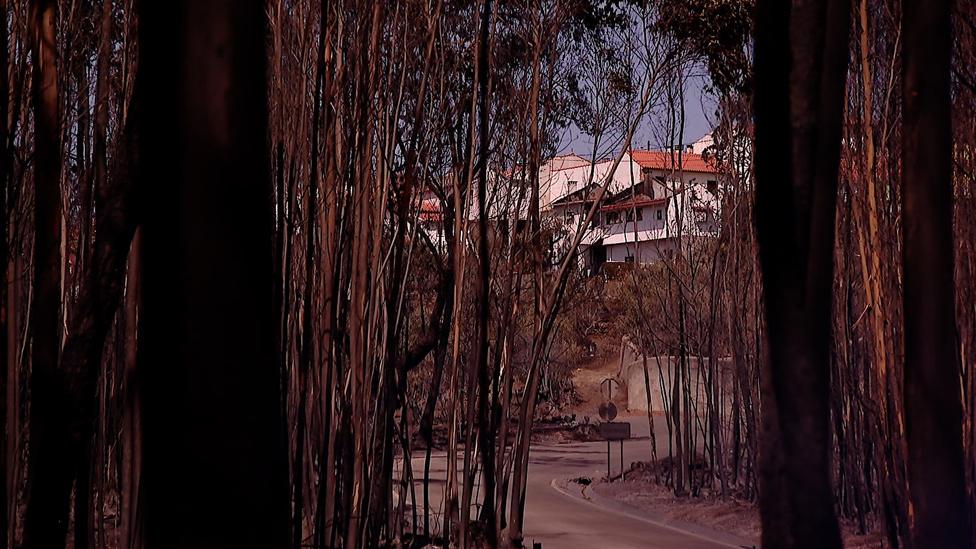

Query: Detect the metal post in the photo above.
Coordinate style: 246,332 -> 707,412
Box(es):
620,439 -> 624,480
607,440 -> 611,481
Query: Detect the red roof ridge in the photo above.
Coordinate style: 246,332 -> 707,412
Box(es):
629,149 -> 719,173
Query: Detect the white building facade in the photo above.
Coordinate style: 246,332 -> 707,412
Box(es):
545,138 -> 723,274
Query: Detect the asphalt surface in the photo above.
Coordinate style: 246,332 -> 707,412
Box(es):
402,416 -> 743,549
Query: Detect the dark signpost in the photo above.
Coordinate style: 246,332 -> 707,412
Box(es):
598,401 -> 617,422
598,378 -> 630,481
598,422 -> 631,440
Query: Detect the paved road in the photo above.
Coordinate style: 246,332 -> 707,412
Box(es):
403,416 -> 742,549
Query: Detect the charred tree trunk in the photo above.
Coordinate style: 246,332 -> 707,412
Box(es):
138,2 -> 289,547
902,1 -> 973,547
23,0 -> 67,545
473,0 -> 496,543
120,229 -> 143,549
0,0 -> 10,545
753,0 -> 851,546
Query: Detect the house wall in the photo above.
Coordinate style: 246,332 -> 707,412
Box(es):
605,238 -> 677,264
603,205 -> 667,236
542,148 -> 725,212
598,181 -> 722,267
541,155 -> 642,209
553,202 -> 589,228
543,150 -> 725,273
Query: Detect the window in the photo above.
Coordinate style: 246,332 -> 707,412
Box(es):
656,209 -> 663,221
568,180 -> 578,192
624,255 -> 635,264
625,209 -> 635,222
606,211 -> 620,224
637,208 -> 644,222
707,179 -> 718,195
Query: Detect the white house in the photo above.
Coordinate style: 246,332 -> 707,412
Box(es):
416,135 -> 724,274
539,153 -> 641,211
546,138 -> 724,273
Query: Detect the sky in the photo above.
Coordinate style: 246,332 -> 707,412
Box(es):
558,74 -> 716,158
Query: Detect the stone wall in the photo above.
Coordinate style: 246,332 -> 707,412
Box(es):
619,354 -> 734,413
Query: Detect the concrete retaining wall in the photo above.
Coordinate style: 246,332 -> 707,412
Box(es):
619,354 -> 734,413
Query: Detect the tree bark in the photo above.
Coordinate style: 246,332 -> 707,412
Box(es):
138,2 -> 289,547
901,1 -> 973,547
23,0 -> 67,545
474,0 -> 497,543
120,229 -> 143,549
0,0 -> 10,545
753,0 -> 851,546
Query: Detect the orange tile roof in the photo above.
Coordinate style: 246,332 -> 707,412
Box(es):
630,150 -> 719,173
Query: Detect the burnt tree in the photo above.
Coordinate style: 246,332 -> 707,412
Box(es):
23,0 -> 66,545
902,1 -> 973,547
753,0 -> 851,546
138,2 -> 289,547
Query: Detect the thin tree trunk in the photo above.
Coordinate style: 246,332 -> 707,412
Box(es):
0,0 -> 11,545
671,352 -> 683,493
473,0 -> 496,544
23,0 -> 67,545
120,229 -> 142,549
641,354 -> 658,471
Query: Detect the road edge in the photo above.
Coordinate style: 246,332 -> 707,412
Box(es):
549,477 -> 758,549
